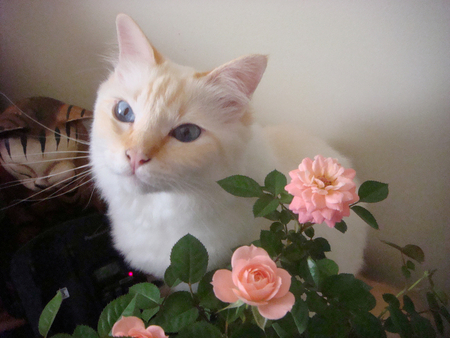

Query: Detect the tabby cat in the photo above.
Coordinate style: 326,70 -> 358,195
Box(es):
90,14 -> 368,280
0,96 -> 101,230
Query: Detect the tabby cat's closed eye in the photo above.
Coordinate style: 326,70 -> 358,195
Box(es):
114,100 -> 135,123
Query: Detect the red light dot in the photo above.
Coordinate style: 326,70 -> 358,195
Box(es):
128,271 -> 133,277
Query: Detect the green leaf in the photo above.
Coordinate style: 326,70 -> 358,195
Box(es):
304,226 -> 314,238
49,334 -> 72,338
305,291 -> 328,314
290,277 -> 305,298
440,305 -> 450,323
279,192 -> 293,204
388,305 -> 413,338
313,237 -> 331,253
402,295 -> 416,314
270,221 -> 285,233
225,303 -> 246,323
97,294 -> 136,337
307,257 -> 321,289
381,240 -> 403,252
164,265 -> 182,288
410,313 -> 436,338
406,260 -> 415,271
271,313 -> 299,338
431,311 -> 444,335
351,205 -> 379,229
253,194 -> 280,217
401,265 -> 411,279
38,290 -> 63,337
129,282 -> 161,308
316,258 -> 339,277
260,230 -> 284,257
263,209 -> 281,221
177,321 -> 223,338
383,293 -> 400,308
142,307 -> 159,322
264,170 -> 287,196
279,209 -> 294,225
151,291 -> 198,333
322,274 -> 376,312
72,325 -> 99,338
217,175 -> 263,197
252,306 -> 267,331
402,244 -> 425,263
197,270 -> 224,310
435,289 -> 449,306
170,234 -> 209,284
334,220 -> 347,233
358,180 -> 389,203
426,291 -> 440,311
231,323 -> 266,338
351,312 -> 387,338
291,299 -> 309,334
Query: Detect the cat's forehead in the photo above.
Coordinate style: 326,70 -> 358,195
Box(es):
115,62 -> 201,119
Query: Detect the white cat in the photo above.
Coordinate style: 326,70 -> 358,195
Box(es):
90,14 -> 367,280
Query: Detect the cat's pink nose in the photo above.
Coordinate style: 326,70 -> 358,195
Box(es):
125,149 -> 150,172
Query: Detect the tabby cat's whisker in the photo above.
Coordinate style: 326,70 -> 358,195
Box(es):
0,92 -> 91,146
0,163 -> 93,190
5,150 -> 91,159
1,155 -> 90,166
0,170 -> 89,210
36,175 -> 95,203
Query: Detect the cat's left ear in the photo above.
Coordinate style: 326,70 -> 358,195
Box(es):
115,13 -> 164,67
204,54 -> 268,99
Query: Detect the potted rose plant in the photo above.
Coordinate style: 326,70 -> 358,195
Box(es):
38,156 -> 449,338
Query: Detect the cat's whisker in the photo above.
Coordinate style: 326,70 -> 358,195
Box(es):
0,92 -> 92,146
0,171 -> 87,210
83,181 -> 100,211
1,156 -> 90,166
34,172 -> 94,202
4,150 -> 91,159
0,163 -> 93,190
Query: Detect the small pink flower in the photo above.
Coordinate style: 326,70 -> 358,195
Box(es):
285,155 -> 359,228
211,245 -> 295,320
112,316 -> 168,338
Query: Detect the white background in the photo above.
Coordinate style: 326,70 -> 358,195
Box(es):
1,1 -> 449,295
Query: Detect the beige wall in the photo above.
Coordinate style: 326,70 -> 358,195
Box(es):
1,1 -> 449,294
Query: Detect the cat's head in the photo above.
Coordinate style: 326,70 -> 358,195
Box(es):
0,97 -> 91,192
91,14 -> 267,193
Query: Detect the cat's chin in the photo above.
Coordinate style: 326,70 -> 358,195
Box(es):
122,174 -> 172,195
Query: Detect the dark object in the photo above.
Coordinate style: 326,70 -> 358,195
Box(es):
10,213 -> 147,336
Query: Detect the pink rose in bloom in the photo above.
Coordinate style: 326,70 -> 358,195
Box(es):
211,245 -> 295,320
285,155 -> 359,228
112,316 -> 168,338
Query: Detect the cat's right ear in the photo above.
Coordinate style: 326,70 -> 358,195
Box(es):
115,14 -> 164,68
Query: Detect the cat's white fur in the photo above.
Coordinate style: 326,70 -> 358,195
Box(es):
90,14 -> 367,279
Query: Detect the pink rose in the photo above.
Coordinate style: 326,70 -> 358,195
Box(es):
285,155 -> 359,228
211,245 -> 295,320
112,316 -> 168,338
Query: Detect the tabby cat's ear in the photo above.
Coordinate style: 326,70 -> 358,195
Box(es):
204,54 -> 268,99
115,13 -> 164,67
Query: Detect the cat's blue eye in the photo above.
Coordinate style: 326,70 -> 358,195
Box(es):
170,123 -> 202,142
114,100 -> 135,123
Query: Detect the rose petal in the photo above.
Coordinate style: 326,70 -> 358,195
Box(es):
231,245 -> 270,267
257,292 -> 296,320
112,316 -> 145,337
211,269 -> 239,303
146,325 -> 169,338
273,268 -> 292,299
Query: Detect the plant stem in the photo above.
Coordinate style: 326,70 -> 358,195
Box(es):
377,270 -> 431,319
